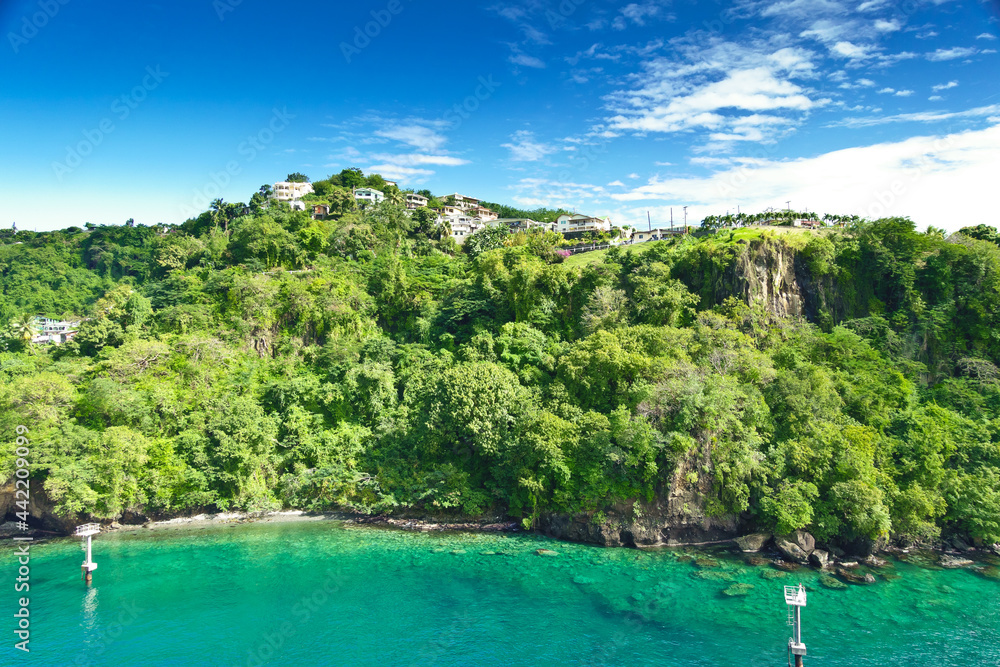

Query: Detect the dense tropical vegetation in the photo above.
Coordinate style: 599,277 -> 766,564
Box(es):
1,187 -> 999,549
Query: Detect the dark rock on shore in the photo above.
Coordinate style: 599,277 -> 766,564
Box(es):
735,533 -> 771,552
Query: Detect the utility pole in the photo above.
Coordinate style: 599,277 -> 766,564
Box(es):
683,206 -> 688,230
786,201 -> 792,214
647,211 -> 652,233
670,208 -> 674,232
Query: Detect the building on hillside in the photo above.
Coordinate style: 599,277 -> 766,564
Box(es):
289,200 -> 307,212
441,194 -> 480,211
406,193 -> 429,210
353,188 -> 385,205
475,206 -> 498,222
792,219 -> 822,229
555,213 -> 613,236
445,216 -> 486,243
272,182 -> 314,201
384,180 -> 398,189
313,204 -> 331,219
492,218 -> 544,232
32,317 -> 80,345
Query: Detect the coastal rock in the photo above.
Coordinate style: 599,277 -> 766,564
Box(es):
735,533 -> 771,553
862,556 -> 887,568
836,568 -> 876,585
809,549 -> 830,568
775,531 -> 815,564
940,555 -> 974,569
536,549 -> 559,557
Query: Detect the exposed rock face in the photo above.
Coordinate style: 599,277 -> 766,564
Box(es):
735,533 -> 772,552
538,445 -> 739,548
809,549 -> 830,568
775,531 -> 816,564
0,479 -> 77,534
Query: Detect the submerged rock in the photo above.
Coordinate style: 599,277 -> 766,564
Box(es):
940,555 -> 974,568
837,568 -> 876,584
722,583 -> 755,597
761,569 -> 788,580
820,574 -> 848,590
536,549 -> 559,557
735,533 -> 771,553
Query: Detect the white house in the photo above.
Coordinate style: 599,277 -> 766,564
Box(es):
406,193 -> 429,210
555,213 -> 613,235
32,317 -> 80,345
354,188 -> 385,205
441,194 -> 480,211
289,201 -> 307,212
272,181 -> 314,201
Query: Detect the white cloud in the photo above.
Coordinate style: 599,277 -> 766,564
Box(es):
369,153 -> 470,167
365,164 -> 435,181
502,131 -> 557,161
509,52 -> 546,69
895,90 -> 914,97
929,96 -> 943,101
927,47 -> 979,61
977,33 -> 997,41
877,87 -> 896,94
608,180 -> 626,187
831,41 -> 873,59
607,124 -> 1000,231
932,80 -> 959,92
826,104 -> 1000,128
618,2 -> 672,27
606,45 -> 825,144
874,19 -> 901,33
628,173 -> 640,179
374,125 -> 447,152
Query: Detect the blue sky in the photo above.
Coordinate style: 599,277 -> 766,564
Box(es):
1,0 -> 998,231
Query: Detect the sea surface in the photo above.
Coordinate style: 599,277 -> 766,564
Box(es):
2,520 -> 998,666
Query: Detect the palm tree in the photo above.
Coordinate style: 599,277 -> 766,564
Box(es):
926,225 -> 947,240
210,198 -> 226,232
386,189 -> 404,207
10,314 -> 38,344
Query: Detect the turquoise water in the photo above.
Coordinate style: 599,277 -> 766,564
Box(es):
2,521 -> 998,666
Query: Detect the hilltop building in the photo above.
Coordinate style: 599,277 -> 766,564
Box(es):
272,182 -> 314,201
353,188 -> 385,206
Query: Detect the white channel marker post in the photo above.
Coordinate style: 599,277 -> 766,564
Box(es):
784,583 -> 807,667
76,523 -> 100,585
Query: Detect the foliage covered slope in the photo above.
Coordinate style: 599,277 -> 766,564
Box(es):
1,209 -> 999,547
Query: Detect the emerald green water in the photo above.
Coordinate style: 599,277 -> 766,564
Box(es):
2,521 -> 998,666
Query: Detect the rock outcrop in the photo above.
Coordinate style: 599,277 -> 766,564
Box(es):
775,531 -> 816,564
735,533 -> 771,552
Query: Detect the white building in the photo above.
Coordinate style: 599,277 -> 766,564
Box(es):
272,182 -> 314,201
32,317 -> 80,345
555,214 -> 613,235
441,194 -> 480,211
354,188 -> 385,205
406,193 -> 429,210
289,201 -> 307,212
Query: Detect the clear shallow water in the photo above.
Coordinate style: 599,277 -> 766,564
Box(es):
2,521 -> 998,666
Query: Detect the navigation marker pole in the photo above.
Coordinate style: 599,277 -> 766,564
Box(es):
76,523 -> 100,585
784,584 -> 807,666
